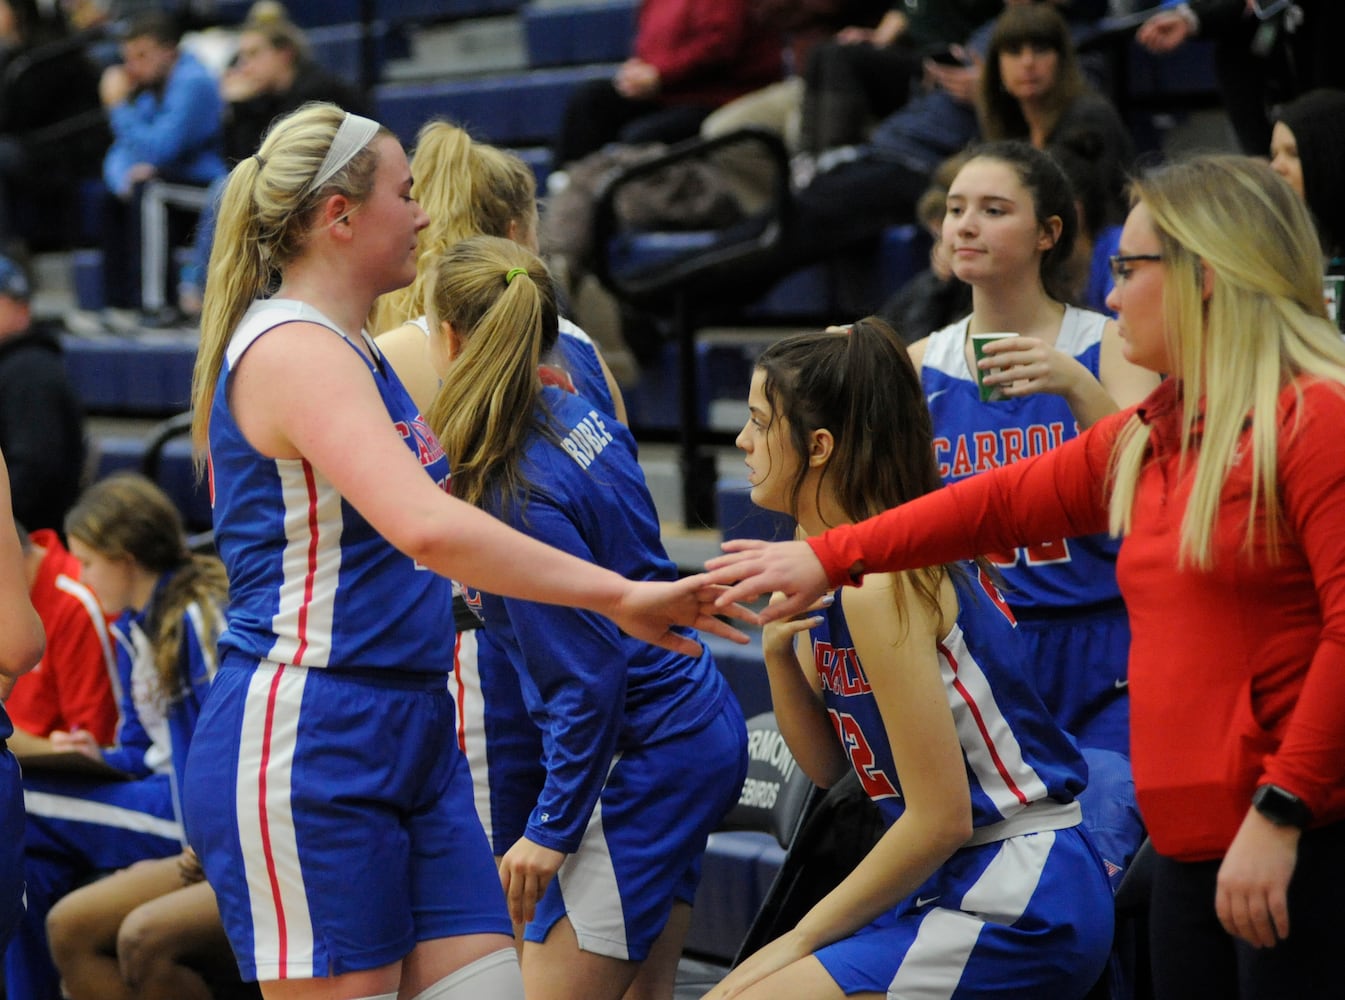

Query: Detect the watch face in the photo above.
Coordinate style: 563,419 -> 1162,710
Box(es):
1254,785 -> 1311,828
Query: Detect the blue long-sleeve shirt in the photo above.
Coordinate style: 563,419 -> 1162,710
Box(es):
103,49 -> 226,194
469,387 -> 731,854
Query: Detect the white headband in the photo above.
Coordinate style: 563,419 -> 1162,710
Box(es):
306,112 -> 380,195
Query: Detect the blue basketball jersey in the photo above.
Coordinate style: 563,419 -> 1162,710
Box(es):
209,300 -> 455,671
812,566 -> 1087,835
920,308 -> 1122,610
555,318 -> 617,420
465,387 -> 733,854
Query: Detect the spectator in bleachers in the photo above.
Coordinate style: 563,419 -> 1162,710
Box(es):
0,447 -> 45,956
178,1 -> 369,317
553,0 -> 783,169
910,141 -> 1158,755
4,472 -> 226,1000
4,523 -> 117,754
98,10 -> 224,312
631,2 -> 1113,319
977,3 -> 1131,165
425,235 -> 748,1000
0,254 -> 87,534
1137,0 -> 1345,155
0,0 -> 107,253
795,0 -> 1001,159
1270,87 -> 1345,268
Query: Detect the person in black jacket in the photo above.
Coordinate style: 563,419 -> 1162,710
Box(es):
1137,0 -> 1345,155
0,255 -> 86,534
0,0 -> 106,251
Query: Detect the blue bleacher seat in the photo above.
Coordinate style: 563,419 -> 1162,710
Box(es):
305,20 -> 407,82
62,336 -> 195,417
374,64 -> 613,148
522,0 -> 636,68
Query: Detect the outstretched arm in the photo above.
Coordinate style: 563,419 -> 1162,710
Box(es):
229,323 -> 754,652
708,415 -> 1120,619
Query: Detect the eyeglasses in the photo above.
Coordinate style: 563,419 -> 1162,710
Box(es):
1109,254 -> 1163,285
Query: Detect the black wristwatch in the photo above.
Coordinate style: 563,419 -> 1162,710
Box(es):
1251,784 -> 1313,829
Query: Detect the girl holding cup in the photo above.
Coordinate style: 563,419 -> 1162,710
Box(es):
908,140 -> 1157,756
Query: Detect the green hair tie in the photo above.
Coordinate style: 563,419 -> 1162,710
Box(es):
505,267 -> 528,285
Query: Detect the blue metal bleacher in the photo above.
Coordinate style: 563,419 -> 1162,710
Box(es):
63,335 -> 195,417
305,20 -> 407,82
216,1 -> 526,29
374,63 -> 613,148
522,0 -> 636,68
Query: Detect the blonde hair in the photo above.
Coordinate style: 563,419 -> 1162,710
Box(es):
65,474 -> 227,707
370,121 -> 537,334
423,236 -> 559,512
189,102 -> 391,458
1107,155 -> 1345,567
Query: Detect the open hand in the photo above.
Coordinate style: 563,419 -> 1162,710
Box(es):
976,335 -> 1092,401
610,574 -> 758,656
704,539 -> 831,624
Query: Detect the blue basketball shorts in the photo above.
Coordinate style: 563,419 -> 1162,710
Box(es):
524,695 -> 748,962
816,824 -> 1113,998
183,658 -> 511,982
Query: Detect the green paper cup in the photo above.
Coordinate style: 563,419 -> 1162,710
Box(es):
971,332 -> 1017,402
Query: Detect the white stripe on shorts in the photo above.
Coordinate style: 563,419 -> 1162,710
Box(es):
557,755 -> 628,959
23,789 -> 184,842
237,662 -> 315,979
886,830 -> 1056,999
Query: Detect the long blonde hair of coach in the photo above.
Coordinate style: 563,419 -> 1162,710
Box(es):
188,102 -> 390,459
1107,155 -> 1345,568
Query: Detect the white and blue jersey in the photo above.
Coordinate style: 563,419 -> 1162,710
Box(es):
183,299 -> 508,984
211,300 -> 454,672
921,309 -> 1121,609
465,386 -> 747,959
815,567 -> 1087,835
9,587 -> 220,1000
807,566 -> 1114,998
554,317 -> 617,419
920,308 -> 1132,755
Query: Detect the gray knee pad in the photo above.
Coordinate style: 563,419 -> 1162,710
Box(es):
411,948 -> 523,1000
